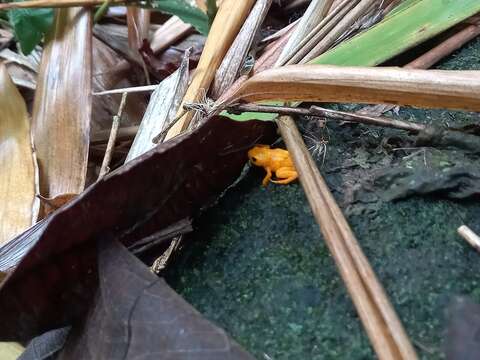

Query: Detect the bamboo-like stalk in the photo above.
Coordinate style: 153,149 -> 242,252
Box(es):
0,0 -> 125,9
277,115 -> 418,359
276,0 -> 334,66
211,0 -> 272,99
32,8 -> 92,199
283,0 -> 361,65
164,0 -> 256,140
216,22 -> 297,105
299,0 -> 379,63
0,65 -> 39,246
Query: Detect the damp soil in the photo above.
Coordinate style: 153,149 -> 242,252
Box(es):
165,37 -> 480,359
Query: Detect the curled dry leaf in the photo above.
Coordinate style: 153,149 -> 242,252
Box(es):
226,65 -> 480,112
32,8 -> 92,200
0,65 -> 39,246
0,117 -> 275,341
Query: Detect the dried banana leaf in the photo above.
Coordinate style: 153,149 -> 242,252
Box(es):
0,64 -> 39,246
32,8 -> 92,200
0,117 -> 275,340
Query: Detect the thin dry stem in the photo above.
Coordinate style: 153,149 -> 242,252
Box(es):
98,92 -> 128,179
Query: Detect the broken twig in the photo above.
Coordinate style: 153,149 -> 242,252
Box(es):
227,103 -> 426,132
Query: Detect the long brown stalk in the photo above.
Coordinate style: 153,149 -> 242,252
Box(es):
277,115 -> 418,359
227,65 -> 480,112
406,23 -> 480,69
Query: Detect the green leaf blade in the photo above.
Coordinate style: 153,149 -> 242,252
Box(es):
8,8 -> 54,55
312,0 -> 480,67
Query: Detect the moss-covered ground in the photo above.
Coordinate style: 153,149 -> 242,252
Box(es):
165,37 -> 480,359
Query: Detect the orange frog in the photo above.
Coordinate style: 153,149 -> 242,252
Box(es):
248,145 -> 298,186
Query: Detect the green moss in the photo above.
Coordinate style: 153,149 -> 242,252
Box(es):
165,36 -> 480,359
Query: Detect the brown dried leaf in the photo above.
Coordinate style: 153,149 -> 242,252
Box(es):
32,8 -> 92,199
0,64 -> 39,246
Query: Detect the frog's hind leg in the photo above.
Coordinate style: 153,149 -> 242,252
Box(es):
262,168 -> 272,186
271,167 -> 298,185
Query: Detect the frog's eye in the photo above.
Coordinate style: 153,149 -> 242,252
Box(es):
251,157 -> 258,163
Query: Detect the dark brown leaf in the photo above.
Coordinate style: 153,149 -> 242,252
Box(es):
0,117 -> 276,341
57,238 -> 254,360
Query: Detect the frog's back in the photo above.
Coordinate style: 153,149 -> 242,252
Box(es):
271,148 -> 294,167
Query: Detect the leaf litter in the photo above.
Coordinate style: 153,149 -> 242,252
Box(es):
0,1 -> 479,359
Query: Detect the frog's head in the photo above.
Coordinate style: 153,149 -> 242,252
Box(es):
248,145 -> 270,167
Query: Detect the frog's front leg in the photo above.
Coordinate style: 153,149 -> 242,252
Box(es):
262,167 -> 272,186
271,167 -> 298,185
